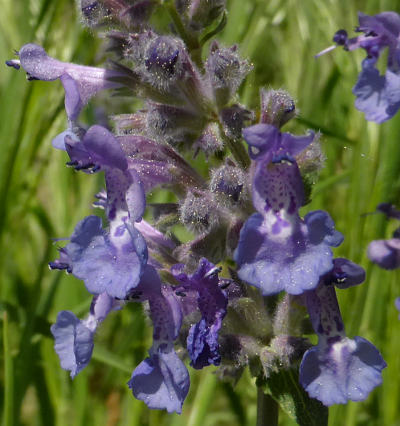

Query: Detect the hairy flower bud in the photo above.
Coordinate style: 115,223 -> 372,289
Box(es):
179,191 -> 219,232
210,163 -> 248,205
146,102 -> 205,144
194,123 -> 224,156
220,104 -> 254,140
176,0 -> 226,31
260,88 -> 296,128
206,41 -> 252,108
79,0 -> 107,27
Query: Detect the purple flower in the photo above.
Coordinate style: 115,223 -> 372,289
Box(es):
62,125 -> 147,224
6,44 -> 123,122
299,260 -> 386,406
367,238 -> 400,269
128,266 -> 190,413
51,292 -> 117,378
331,12 -> 400,123
50,215 -> 147,299
234,124 -> 343,295
172,258 -> 228,369
395,297 -> 400,319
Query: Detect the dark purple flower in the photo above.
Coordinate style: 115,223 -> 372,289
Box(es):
367,238 -> 400,269
172,258 -> 228,369
50,215 -> 147,299
51,292 -> 117,377
299,263 -> 386,406
128,266 -> 190,413
6,44 -> 123,122
234,124 -> 342,295
329,12 -> 400,123
328,257 -> 366,289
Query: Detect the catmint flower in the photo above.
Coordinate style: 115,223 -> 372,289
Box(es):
51,292 -> 119,378
6,44 -> 124,123
367,203 -> 400,269
128,265 -> 190,413
234,123 -> 343,296
325,12 -> 400,123
368,238 -> 400,269
172,258 -> 228,369
395,297 -> 400,319
50,215 -> 148,299
300,258 -> 386,406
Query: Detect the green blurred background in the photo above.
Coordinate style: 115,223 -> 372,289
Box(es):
1,0 -> 400,424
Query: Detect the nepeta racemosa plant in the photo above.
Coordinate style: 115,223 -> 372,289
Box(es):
6,2 -> 389,423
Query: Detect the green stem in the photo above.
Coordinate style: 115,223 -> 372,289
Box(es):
164,1 -> 203,68
257,386 -> 278,426
221,130 -> 251,169
3,312 -> 14,426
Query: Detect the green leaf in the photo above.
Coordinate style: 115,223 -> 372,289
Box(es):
92,345 -> 133,374
260,369 -> 328,426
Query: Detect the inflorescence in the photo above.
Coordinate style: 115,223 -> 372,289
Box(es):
7,2 -> 395,415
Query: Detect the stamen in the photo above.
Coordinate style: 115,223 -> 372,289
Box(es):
314,45 -> 337,59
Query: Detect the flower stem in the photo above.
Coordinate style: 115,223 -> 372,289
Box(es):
164,1 -> 203,68
257,386 -> 278,426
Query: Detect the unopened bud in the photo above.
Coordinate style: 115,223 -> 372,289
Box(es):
210,163 -> 248,205
220,104 -> 254,140
144,36 -> 185,90
180,191 -> 219,232
146,102 -> 205,144
260,88 -> 296,127
206,41 -> 252,108
188,0 -> 226,30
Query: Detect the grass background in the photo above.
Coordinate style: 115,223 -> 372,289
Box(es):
1,0 -> 400,425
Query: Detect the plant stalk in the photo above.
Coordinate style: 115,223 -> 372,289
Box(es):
257,386 -> 278,426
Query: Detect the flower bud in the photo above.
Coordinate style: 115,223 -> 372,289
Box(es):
177,0 -> 226,31
220,104 -> 254,140
260,336 -> 310,378
260,88 -> 296,128
146,102 -> 205,144
79,1 -> 107,27
194,123 -> 224,156
296,133 -> 326,183
210,163 -> 248,205
206,41 -> 252,108
179,191 -> 219,233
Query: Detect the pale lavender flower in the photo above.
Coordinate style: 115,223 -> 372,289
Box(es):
368,238 -> 400,269
300,259 -> 386,405
49,215 -> 147,299
51,292 -> 118,377
128,265 -> 190,413
6,44 -> 124,122
329,12 -> 400,123
234,124 -> 343,295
